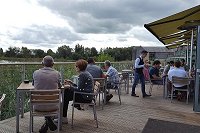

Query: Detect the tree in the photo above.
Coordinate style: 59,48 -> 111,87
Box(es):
96,54 -> 114,62
90,47 -> 98,57
56,45 -> 72,59
0,48 -> 3,56
5,47 -> 20,57
84,47 -> 91,58
33,49 -> 46,58
47,49 -> 55,57
20,47 -> 31,58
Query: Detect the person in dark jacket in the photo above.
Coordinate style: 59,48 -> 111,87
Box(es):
62,59 -> 94,121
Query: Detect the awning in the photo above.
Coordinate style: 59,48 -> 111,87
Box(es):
144,5 -> 200,48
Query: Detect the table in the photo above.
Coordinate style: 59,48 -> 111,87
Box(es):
16,82 -> 34,133
16,82 -> 68,133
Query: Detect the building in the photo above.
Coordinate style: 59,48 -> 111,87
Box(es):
132,46 -> 175,66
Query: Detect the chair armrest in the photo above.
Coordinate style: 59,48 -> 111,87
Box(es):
74,91 -> 96,96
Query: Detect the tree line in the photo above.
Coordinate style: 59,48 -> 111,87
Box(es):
0,44 -> 133,61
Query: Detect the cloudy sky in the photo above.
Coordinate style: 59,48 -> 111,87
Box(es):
0,0 -> 199,52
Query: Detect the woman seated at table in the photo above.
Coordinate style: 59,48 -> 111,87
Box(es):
62,59 -> 94,120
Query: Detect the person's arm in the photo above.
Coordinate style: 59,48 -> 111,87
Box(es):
58,72 -> 62,89
151,74 -> 162,80
149,68 -> 162,80
167,70 -> 172,82
100,68 -> 106,78
135,58 -> 144,68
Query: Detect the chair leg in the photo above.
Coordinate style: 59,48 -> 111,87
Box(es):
98,93 -> 101,106
186,91 -> 189,104
29,113 -> 32,133
118,88 -> 121,105
101,92 -> 104,110
71,102 -> 75,128
92,103 -> 98,128
171,88 -> 173,103
57,113 -> 61,132
149,84 -> 153,95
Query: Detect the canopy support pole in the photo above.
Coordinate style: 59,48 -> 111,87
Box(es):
189,29 -> 194,71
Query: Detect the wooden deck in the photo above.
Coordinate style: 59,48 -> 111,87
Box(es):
1,84 -> 200,133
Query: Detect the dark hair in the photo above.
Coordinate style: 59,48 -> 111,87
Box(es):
76,59 -> 88,71
181,59 -> 185,63
153,60 -> 161,65
174,60 -> 181,68
87,57 -> 95,64
141,50 -> 148,54
42,55 -> 54,67
169,61 -> 174,65
104,60 -> 111,67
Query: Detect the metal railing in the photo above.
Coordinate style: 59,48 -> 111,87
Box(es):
0,61 -> 133,120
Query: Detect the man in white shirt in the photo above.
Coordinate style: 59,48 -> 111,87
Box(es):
168,60 -> 188,88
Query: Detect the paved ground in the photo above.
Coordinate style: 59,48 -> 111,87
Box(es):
1,83 -> 200,133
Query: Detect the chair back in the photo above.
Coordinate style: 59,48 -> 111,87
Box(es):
94,81 -> 100,95
172,76 -> 190,85
93,78 -> 106,91
30,90 -> 61,112
0,94 -> 6,120
29,89 -> 61,132
121,72 -> 129,80
0,94 -> 6,109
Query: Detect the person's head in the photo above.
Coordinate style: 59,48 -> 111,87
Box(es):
140,50 -> 148,58
152,60 -> 161,68
180,59 -> 186,66
174,60 -> 181,68
144,60 -> 150,67
104,60 -> 111,70
42,55 -> 54,67
169,61 -> 174,66
87,57 -> 95,64
75,59 -> 88,72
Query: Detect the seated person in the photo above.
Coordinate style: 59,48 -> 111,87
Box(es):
180,59 -> 189,71
63,59 -> 94,120
143,60 -> 151,81
33,56 -> 62,133
86,57 -> 106,78
168,60 -> 188,89
104,60 -> 120,101
162,61 -> 174,77
149,60 -> 163,85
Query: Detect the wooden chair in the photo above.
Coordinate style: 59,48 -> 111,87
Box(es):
119,72 -> 129,93
0,94 -> 6,120
171,76 -> 190,104
29,90 -> 61,133
71,81 -> 99,128
93,78 -> 106,109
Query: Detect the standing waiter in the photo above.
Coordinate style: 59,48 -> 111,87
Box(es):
131,50 -> 151,98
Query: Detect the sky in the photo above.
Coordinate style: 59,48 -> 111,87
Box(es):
0,0 -> 199,52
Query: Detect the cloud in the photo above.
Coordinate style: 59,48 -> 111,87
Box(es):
0,0 -> 200,52
38,0 -> 200,34
11,25 -> 83,45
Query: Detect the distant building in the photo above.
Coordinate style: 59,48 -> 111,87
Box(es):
132,46 -> 175,66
